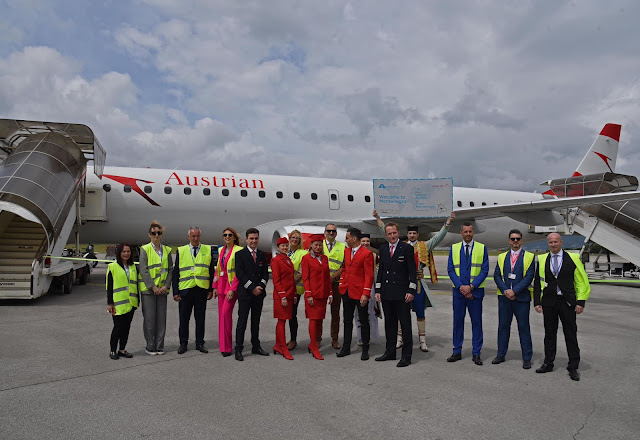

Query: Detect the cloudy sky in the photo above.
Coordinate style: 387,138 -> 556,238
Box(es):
1,0 -> 638,191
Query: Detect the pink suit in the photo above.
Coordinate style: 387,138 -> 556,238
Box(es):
213,246 -> 240,353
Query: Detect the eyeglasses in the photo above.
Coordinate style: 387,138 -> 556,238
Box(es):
223,233 -> 234,238
325,230 -> 337,233
150,231 -> 163,236
509,237 -> 522,241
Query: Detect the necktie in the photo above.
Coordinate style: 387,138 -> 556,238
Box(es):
552,254 -> 559,276
352,248 -> 356,257
193,247 -> 198,257
465,244 -> 470,259
390,244 -> 395,257
252,250 -> 257,263
328,242 -> 333,252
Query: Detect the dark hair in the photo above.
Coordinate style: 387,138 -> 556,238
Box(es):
508,229 -> 523,238
116,242 -> 134,266
461,221 -> 473,230
222,227 -> 240,245
246,227 -> 260,238
385,222 -> 399,233
347,227 -> 362,240
148,220 -> 164,234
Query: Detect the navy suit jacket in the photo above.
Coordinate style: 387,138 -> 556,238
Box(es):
494,251 -> 534,302
375,241 -> 417,301
235,247 -> 269,300
447,242 -> 489,299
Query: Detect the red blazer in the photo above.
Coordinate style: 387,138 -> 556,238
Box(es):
270,254 -> 296,300
301,253 -> 331,300
339,246 -> 374,300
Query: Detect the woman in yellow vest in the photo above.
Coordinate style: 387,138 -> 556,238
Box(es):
286,229 -> 308,350
138,220 -> 173,355
212,227 -> 242,357
106,243 -> 139,360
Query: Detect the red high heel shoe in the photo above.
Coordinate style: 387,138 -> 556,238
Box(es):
308,345 -> 324,360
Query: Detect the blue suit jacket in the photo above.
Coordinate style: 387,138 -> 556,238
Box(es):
494,251 -> 534,302
447,242 -> 489,299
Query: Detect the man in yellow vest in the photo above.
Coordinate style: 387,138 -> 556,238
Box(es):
492,229 -> 534,369
447,222 -> 489,365
172,226 -> 216,354
534,233 -> 590,381
324,223 -> 346,349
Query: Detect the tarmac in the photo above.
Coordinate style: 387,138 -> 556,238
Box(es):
1,255 -> 639,440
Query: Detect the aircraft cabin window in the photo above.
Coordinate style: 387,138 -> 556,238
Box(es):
203,188 -> 211,196
365,195 -> 371,202
482,202 -> 486,206
144,185 -> 152,194
164,186 -> 172,194
470,201 -> 475,207
103,184 -> 111,192
259,190 -> 265,198
330,194 -> 337,201
222,189 -> 229,196
494,202 -> 498,205
311,193 -> 318,200
293,192 -> 300,200
241,189 -> 248,197
276,191 -> 283,199
184,187 -> 192,195
124,185 -> 132,193
457,201 -> 462,207
348,195 -> 354,202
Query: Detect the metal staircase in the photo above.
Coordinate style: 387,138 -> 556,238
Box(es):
0,213 -> 45,296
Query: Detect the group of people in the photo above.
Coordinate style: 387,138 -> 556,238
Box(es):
106,213 -> 590,380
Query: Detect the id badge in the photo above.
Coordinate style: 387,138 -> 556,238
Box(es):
191,266 -> 195,272
508,273 -> 516,280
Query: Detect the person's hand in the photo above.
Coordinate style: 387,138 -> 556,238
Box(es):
328,295 -> 333,305
152,286 -> 161,295
294,273 -> 302,283
373,209 -> 380,219
307,296 -> 314,307
173,294 -> 181,302
447,212 -> 455,225
405,293 -> 414,303
212,288 -> 218,299
227,290 -> 235,301
375,293 -> 381,302
252,286 -> 262,296
293,296 -> 298,304
459,285 -> 471,296
107,304 -> 116,315
159,286 -> 167,295
505,289 -> 515,300
535,305 -> 542,313
575,305 -> 584,314
360,295 -> 369,307
207,291 -> 214,300
281,297 -> 288,307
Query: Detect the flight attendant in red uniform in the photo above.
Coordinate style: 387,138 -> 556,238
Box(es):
271,237 -> 296,360
301,234 -> 333,360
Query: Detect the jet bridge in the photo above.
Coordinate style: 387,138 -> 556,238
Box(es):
0,119 -> 106,298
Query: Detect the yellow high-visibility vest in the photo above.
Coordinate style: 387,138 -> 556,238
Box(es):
451,242 -> 486,288
289,248 -> 309,295
496,251 -> 534,296
323,240 -> 346,276
139,242 -> 171,293
537,252 -> 590,301
216,245 -> 243,286
107,263 -> 139,315
177,244 -> 212,290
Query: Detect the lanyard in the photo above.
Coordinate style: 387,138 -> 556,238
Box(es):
510,251 -> 520,271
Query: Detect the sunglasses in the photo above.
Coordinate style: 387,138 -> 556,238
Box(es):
223,233 -> 234,238
150,231 -> 163,236
509,237 -> 522,241
325,230 -> 337,233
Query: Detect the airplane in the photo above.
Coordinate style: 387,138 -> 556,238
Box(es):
78,123 -> 633,253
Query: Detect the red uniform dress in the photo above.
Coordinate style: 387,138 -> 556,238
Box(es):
271,253 -> 296,319
302,253 -> 331,319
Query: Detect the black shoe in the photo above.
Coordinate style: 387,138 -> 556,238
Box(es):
336,347 -> 351,358
196,345 -> 208,354
535,363 -> 554,373
522,360 -> 532,369
251,347 -> 270,356
375,352 -> 396,362
491,356 -> 505,365
177,344 -> 188,354
109,351 -> 119,360
568,369 -> 580,381
361,349 -> 369,361
221,351 -> 232,357
235,350 -> 244,361
447,353 -> 462,362
397,358 -> 411,367
118,350 -> 133,358
472,355 -> 483,366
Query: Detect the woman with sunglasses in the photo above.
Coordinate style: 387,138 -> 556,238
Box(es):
138,220 -> 173,355
106,243 -> 139,360
286,229 -> 308,350
271,237 -> 296,360
212,227 -> 242,357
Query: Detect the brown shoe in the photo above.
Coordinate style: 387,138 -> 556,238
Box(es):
332,339 -> 341,349
286,340 -> 297,350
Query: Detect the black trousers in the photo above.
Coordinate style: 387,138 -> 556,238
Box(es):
543,299 -> 580,369
235,295 -> 265,351
178,287 -> 208,345
342,293 -> 370,348
382,300 -> 412,359
110,309 -> 135,352
289,296 -> 301,341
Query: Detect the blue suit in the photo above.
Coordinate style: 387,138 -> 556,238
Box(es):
447,242 -> 489,356
494,252 -> 534,361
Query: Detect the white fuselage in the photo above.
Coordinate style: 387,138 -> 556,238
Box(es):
80,167 -> 543,251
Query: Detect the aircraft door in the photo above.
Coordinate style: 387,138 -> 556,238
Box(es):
328,189 -> 340,210
81,184 -> 108,221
